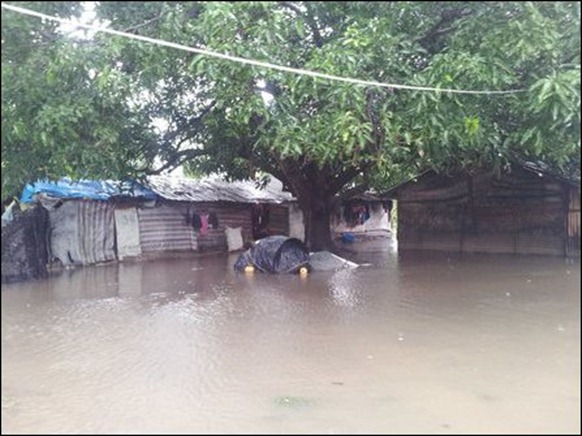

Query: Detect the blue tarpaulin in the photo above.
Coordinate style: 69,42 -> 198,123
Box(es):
20,178 -> 158,203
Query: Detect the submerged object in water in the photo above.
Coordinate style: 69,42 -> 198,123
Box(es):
234,235 -> 310,274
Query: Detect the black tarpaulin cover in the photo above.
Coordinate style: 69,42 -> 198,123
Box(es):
234,235 -> 310,273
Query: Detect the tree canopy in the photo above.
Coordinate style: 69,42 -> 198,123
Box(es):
2,1 -> 580,248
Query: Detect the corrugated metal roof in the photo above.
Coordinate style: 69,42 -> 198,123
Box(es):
348,191 -> 392,202
386,160 -> 581,196
144,175 -> 296,204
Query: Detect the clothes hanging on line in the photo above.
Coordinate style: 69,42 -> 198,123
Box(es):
199,214 -> 209,235
191,213 -> 202,231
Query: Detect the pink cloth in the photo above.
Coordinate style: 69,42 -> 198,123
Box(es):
199,214 -> 209,235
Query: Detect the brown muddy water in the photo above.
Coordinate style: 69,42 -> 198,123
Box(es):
1,239 -> 580,434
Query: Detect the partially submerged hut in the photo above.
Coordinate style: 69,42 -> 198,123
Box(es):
330,192 -> 393,239
19,178 -> 156,267
18,175 -> 304,269
388,162 -> 580,257
142,176 -> 303,254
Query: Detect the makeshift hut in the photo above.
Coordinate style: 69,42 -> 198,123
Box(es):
19,178 -> 157,267
142,175 -> 303,254
19,175 -> 304,269
388,162 -> 580,257
330,192 -> 393,239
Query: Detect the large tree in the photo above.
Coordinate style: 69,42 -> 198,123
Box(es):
2,1 -> 580,250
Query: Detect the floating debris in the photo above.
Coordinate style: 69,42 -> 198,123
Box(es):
308,251 -> 359,271
274,395 -> 312,408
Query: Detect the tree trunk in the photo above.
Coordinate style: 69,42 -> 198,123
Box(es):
298,193 -> 336,252
273,157 -> 352,253
308,206 -> 333,251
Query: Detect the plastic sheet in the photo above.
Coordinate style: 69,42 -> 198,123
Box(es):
234,235 -> 310,274
20,178 -> 157,203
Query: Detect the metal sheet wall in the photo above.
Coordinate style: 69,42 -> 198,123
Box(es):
49,200 -> 116,265
265,204 -> 289,236
137,204 -> 197,253
191,202 -> 253,252
137,201 -> 255,253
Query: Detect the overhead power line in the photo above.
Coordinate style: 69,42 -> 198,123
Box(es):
2,2 -> 527,96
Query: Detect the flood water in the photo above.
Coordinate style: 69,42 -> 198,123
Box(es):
2,239 -> 580,434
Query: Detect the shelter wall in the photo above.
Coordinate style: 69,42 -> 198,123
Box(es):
396,169 -> 575,256
288,203 -> 305,241
567,187 -> 580,257
266,204 -> 290,237
40,199 -> 296,268
187,201 -> 253,252
145,201 -> 292,252
137,203 -> 197,254
1,205 -> 48,283
48,200 -> 116,265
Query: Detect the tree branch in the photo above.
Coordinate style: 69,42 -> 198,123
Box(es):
279,1 -> 324,48
328,165 -> 365,195
144,148 -> 208,175
137,101 -> 216,175
160,101 -> 216,148
122,11 -> 165,34
338,183 -> 369,201
415,7 -> 473,52
274,156 -> 314,202
364,89 -> 385,154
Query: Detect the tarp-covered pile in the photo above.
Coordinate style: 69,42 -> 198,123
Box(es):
234,235 -> 310,274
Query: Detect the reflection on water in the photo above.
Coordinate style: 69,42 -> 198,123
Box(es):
2,240 -> 580,434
